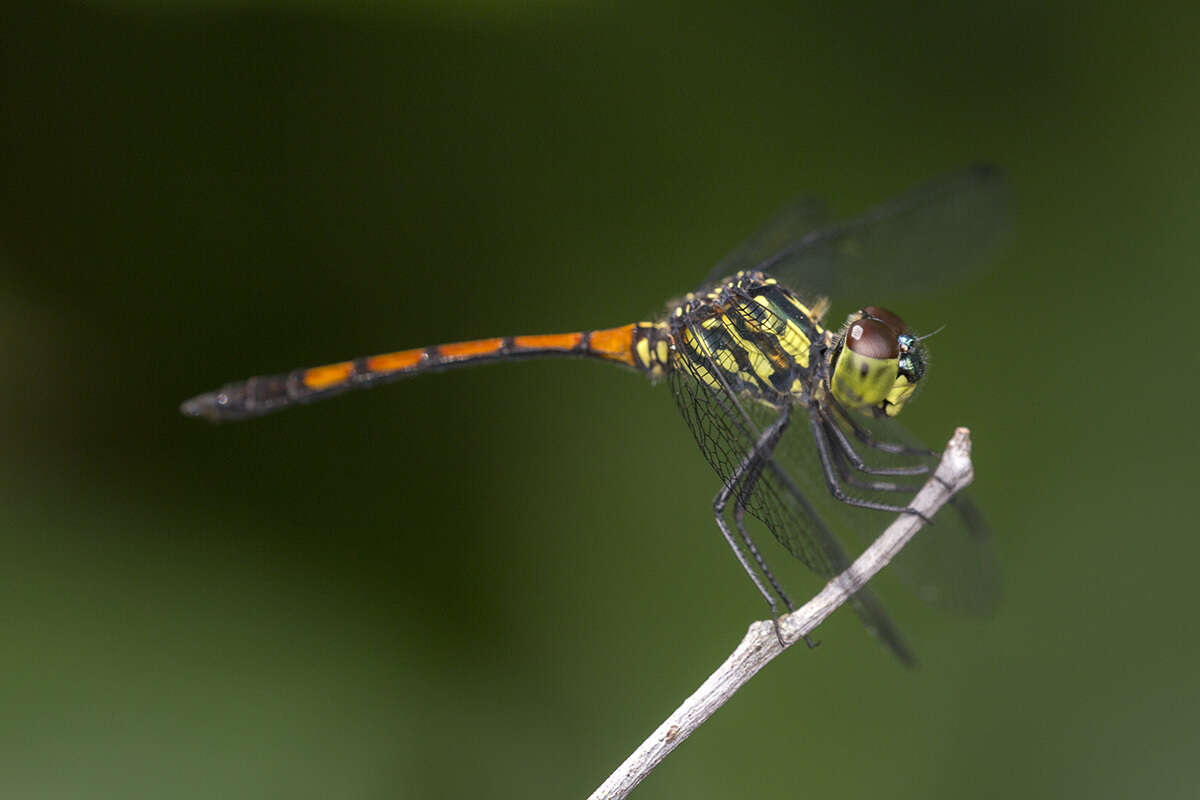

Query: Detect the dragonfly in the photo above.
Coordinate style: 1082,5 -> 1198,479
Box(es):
182,165 -> 1007,665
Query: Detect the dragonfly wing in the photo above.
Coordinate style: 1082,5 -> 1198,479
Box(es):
702,197 -> 831,290
702,165 -> 1010,305
668,329 -> 916,665
821,409 -> 1002,616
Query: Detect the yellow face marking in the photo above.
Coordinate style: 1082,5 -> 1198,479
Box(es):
656,339 -> 669,364
884,375 -> 916,416
832,350 -> 899,409
366,348 -> 423,373
439,338 -> 505,359
303,361 -> 354,390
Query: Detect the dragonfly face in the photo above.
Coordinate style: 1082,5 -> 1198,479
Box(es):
829,306 -> 927,418
182,166 -> 1007,664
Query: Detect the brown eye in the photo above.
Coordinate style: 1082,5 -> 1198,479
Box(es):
846,318 -> 899,359
862,305 -> 908,334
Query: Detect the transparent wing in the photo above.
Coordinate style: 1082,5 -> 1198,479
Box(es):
701,165 -> 1010,303
702,197 -> 831,289
738,389 -> 999,619
668,331 -> 916,665
823,410 -> 1001,617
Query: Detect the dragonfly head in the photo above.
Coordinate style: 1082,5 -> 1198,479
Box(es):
830,306 -> 927,417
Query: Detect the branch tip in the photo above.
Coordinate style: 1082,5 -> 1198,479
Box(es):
587,427 -> 976,800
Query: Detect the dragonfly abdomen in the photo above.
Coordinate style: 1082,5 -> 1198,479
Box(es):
180,322 -> 671,422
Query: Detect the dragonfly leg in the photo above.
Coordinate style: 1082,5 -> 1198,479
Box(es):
826,394 -> 936,457
808,409 -> 932,523
729,418 -> 823,650
827,425 -> 922,494
713,405 -> 794,646
733,501 -> 810,648
822,412 -> 930,477
712,499 -> 782,645
733,503 -> 794,611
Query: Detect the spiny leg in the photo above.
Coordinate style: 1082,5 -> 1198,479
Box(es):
821,408 -> 927,479
712,406 -> 797,646
732,498 -> 820,650
808,408 -> 930,522
821,410 -> 929,477
824,404 -> 957,493
732,502 -> 792,610
738,436 -> 827,653
825,393 -> 936,457
713,495 -> 786,649
827,424 -> 922,494
727,409 -> 821,650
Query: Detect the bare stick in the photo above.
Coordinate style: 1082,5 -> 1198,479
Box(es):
588,427 -> 976,800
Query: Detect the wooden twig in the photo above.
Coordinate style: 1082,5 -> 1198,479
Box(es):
588,427 -> 976,800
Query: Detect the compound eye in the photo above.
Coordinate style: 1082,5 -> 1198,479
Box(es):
846,318 -> 899,360
862,305 -> 908,335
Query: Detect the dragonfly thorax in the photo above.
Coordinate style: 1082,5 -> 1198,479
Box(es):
830,306 -> 926,417
667,271 -> 829,404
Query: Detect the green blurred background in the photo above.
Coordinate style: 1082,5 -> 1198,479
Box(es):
2,1 -> 1197,798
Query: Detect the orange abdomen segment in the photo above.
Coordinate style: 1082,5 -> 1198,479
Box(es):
436,338 -> 506,359
586,325 -> 636,365
182,323 -> 660,423
364,348 -> 424,373
301,361 -> 355,390
512,332 -> 585,351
